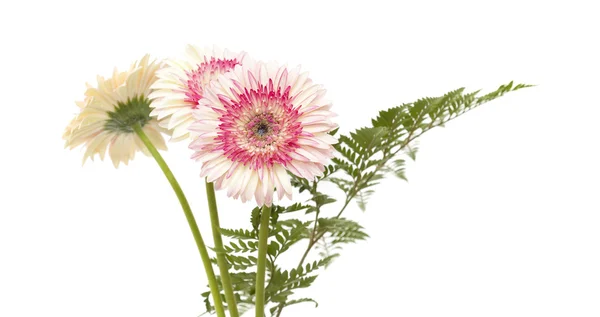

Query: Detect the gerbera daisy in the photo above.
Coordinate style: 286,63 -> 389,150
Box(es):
149,45 -> 247,142
189,60 -> 338,206
63,55 -> 167,167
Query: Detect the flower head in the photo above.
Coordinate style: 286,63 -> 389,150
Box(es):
63,55 -> 167,167
189,60 -> 337,206
149,45 -> 247,142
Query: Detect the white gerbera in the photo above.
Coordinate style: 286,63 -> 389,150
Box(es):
63,55 -> 167,167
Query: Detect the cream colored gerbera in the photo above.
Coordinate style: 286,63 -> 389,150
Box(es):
63,55 -> 167,167
149,45 -> 247,142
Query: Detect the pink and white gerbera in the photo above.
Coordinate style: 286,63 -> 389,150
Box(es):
149,45 -> 247,142
189,60 -> 337,206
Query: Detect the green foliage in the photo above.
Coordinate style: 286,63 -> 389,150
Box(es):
220,228 -> 257,240
326,81 -> 531,210
201,271 -> 257,315
317,218 -> 369,246
356,190 -> 374,212
278,202 -> 315,214
202,82 -> 530,317
382,158 -> 407,181
275,81 -> 529,316
269,219 -> 311,256
314,236 -> 340,267
269,298 -> 318,315
289,176 -> 312,194
265,256 -> 336,311
203,205 -> 319,316
224,239 -> 259,254
251,207 -> 261,231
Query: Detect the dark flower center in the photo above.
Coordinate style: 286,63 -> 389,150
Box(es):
255,122 -> 269,137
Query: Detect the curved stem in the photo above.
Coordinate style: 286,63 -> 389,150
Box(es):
255,205 -> 271,317
133,124 -> 225,317
206,180 -> 240,317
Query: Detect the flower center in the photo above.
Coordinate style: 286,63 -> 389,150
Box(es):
185,57 -> 240,106
104,95 -> 152,133
245,112 -> 282,148
256,123 -> 269,136
215,81 -> 303,170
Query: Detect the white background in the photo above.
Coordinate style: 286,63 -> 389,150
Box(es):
1,0 -> 599,316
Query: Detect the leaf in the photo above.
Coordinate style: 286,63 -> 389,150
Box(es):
201,291 -> 213,313
315,236 -> 341,265
313,193 -> 336,208
251,207 -> 261,231
301,256 -> 338,275
220,228 -> 257,240
267,241 -> 280,257
389,158 -> 407,181
349,127 -> 389,150
270,207 -> 280,226
328,177 -> 353,193
405,145 -> 418,161
318,218 -> 369,245
225,254 -> 258,270
319,164 -> 339,180
270,298 -> 319,316
289,174 -> 312,193
268,220 -> 311,256
286,298 -> 318,308
356,190 -> 374,211
224,239 -> 259,253
280,203 -> 313,214
270,290 -> 294,303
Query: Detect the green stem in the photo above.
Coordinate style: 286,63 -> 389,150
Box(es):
206,180 -> 240,317
255,205 -> 271,317
133,124 -> 225,317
